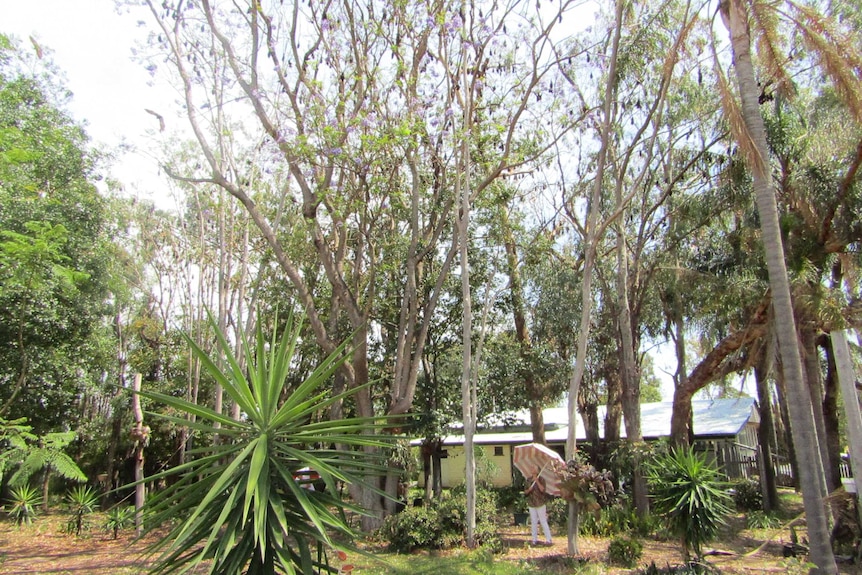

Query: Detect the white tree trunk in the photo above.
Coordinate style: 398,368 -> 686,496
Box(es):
831,331 -> 862,518
564,0 -> 625,555
132,373 -> 145,538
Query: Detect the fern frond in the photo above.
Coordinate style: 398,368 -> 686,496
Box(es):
42,431 -> 77,450
47,452 -> 87,482
9,451 -> 47,486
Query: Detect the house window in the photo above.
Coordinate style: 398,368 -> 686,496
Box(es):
494,446 -> 504,456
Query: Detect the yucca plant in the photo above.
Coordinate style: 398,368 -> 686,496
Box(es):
66,485 -> 99,536
7,484 -> 41,526
133,308 -> 395,575
646,446 -> 733,560
105,505 -> 135,539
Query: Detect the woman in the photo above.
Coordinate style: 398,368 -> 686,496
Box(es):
524,472 -> 552,545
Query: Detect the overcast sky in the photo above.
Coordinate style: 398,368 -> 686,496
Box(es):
2,0 -> 176,205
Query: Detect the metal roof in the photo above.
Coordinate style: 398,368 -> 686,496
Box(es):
426,397 -> 758,446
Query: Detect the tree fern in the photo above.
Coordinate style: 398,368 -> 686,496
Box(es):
8,431 -> 87,486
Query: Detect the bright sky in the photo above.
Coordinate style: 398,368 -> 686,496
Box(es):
2,0 -> 175,205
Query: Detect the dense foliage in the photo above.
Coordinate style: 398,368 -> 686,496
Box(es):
0,34 -> 112,433
732,477 -> 763,512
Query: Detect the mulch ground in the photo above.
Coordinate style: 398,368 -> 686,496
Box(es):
0,510 -> 857,574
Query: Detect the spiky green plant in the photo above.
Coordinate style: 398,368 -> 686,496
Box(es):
104,505 -> 135,539
66,485 -> 99,536
133,309 -> 395,575
7,484 -> 41,526
646,446 -> 733,560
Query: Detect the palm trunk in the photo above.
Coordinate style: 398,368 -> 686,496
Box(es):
722,1 -> 837,571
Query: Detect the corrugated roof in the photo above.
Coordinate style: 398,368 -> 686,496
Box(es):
422,397 -> 757,446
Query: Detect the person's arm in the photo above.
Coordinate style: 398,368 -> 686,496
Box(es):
535,476 -> 546,493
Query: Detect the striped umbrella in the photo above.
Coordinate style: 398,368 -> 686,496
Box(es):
513,443 -> 565,497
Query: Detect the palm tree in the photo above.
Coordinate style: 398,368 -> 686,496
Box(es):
716,1 -> 862,572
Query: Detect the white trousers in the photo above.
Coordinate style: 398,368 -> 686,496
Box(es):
529,504 -> 552,543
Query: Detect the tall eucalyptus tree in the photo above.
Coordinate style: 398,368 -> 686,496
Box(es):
132,0 -> 586,527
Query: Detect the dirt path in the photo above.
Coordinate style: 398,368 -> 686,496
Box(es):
0,513 -> 154,575
0,511 -> 855,574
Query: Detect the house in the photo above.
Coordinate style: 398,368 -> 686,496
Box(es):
417,397 -> 760,489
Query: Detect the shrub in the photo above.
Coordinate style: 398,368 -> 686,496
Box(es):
746,510 -> 781,530
134,309 -> 395,575
381,486 -> 502,553
634,561 -> 721,575
493,484 -> 525,511
473,520 -> 503,553
646,446 -> 733,560
608,536 -> 643,567
732,477 -> 763,511
542,497 -> 565,527
382,506 -> 442,552
547,494 -> 654,537
7,484 -> 41,526
580,501 -> 644,537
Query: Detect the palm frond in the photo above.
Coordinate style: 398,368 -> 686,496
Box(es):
712,42 -> 764,172
792,3 -> 862,123
749,0 -> 794,99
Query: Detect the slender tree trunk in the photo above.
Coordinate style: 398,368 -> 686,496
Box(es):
754,342 -> 780,512
457,23 -> 477,545
499,203 -> 545,444
773,360 -> 800,489
831,330 -> 862,523
564,0 -> 624,554
616,222 -> 648,515
821,336 -> 842,494
604,371 -> 623,444
105,311 -> 127,506
722,2 -> 837,570
801,328 -> 834,492
132,373 -> 145,538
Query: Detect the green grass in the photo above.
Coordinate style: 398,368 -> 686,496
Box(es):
349,548 -> 596,575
